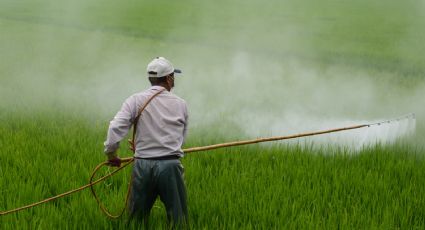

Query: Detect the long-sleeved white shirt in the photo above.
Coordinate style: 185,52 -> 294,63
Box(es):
104,86 -> 188,158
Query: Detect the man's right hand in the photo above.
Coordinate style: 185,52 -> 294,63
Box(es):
106,152 -> 121,167
107,157 -> 121,167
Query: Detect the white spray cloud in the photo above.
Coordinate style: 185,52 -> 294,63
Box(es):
0,0 -> 423,149
161,45 -> 421,149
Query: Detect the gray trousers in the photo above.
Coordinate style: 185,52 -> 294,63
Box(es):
128,158 -> 188,225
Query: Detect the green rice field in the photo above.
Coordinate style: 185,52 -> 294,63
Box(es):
1,0 -> 425,229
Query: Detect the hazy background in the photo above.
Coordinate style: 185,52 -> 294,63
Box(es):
0,0 -> 424,147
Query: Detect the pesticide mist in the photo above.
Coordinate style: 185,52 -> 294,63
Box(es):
0,0 -> 423,150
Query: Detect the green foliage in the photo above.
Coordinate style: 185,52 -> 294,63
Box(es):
1,114 -> 425,229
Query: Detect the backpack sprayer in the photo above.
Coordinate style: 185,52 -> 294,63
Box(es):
0,89 -> 416,218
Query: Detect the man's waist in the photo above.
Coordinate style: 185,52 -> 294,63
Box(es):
134,146 -> 183,158
135,155 -> 180,161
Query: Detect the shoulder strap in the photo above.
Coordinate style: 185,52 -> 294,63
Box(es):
131,88 -> 166,153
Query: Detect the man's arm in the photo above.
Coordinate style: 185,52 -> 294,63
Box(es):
182,102 -> 189,145
104,96 -> 137,161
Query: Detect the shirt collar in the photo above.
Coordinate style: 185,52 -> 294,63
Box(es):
150,85 -> 166,91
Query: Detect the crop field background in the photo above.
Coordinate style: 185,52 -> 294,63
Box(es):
1,0 -> 425,229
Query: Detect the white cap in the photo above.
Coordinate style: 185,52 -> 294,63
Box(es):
147,57 -> 182,78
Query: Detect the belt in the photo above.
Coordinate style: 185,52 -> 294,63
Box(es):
135,155 -> 180,161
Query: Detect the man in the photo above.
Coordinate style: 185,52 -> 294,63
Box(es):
103,57 -> 189,226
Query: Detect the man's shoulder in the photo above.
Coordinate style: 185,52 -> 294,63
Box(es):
125,92 -> 145,102
132,90 -> 150,98
170,93 -> 187,105
127,87 -> 187,106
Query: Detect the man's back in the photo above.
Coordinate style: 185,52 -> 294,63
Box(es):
132,86 -> 188,158
104,85 -> 188,158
